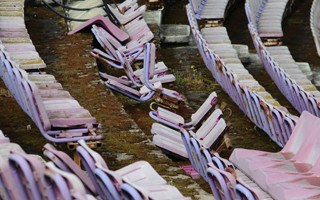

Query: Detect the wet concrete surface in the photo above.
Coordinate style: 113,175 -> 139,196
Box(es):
0,0 -> 319,199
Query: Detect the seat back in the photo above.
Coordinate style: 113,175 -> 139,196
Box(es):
94,168 -> 122,200
21,78 -> 51,131
77,140 -> 108,199
7,61 -> 31,115
43,143 -> 97,195
280,111 -> 319,158
43,164 -> 72,200
92,25 -> 118,59
190,92 -> 217,126
45,162 -> 88,200
195,109 -> 223,139
0,142 -> 25,200
9,151 -> 54,200
180,130 -> 197,168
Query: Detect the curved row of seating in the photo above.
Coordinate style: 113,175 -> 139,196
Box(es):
0,131 -> 96,200
203,111 -> 320,200
0,0 -> 103,143
187,4 -> 297,147
246,1 -> 320,117
0,130 -> 190,200
248,24 -> 320,115
179,120 -> 274,199
187,2 -> 320,199
311,0 -> 320,56
245,0 -> 289,41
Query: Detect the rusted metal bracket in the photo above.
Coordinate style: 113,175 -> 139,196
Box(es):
262,38 -> 283,46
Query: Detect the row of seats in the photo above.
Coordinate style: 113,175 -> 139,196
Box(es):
0,130 -> 96,200
149,91 -> 227,158
0,0 -> 103,143
248,23 -> 320,117
0,130 -> 190,200
75,1 -> 185,106
178,122 -> 273,199
311,0 -> 320,56
245,0 -> 289,39
187,3 -> 297,147
188,1 -> 320,199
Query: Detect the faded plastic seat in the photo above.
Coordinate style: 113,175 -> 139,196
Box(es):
121,184 -> 191,200
98,43 -> 182,103
93,43 -> 175,87
230,111 -> 317,170
8,150 -> 52,200
91,17 -> 153,54
91,24 -> 151,61
151,107 -> 226,161
68,15 -> 129,41
0,134 -> 25,200
149,91 -> 218,130
23,79 -> 98,129
30,81 -> 98,138
246,0 -> 288,38
1,49 -> 46,70
151,123 -> 188,158
106,79 -> 155,102
75,139 -> 189,200
45,162 -> 96,200
310,0 -> 320,57
248,23 -> 320,116
43,143 -> 97,195
230,111 -> 320,193
0,50 -> 103,143
266,166 -> 320,200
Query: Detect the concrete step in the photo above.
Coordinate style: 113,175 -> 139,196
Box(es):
160,24 -> 190,43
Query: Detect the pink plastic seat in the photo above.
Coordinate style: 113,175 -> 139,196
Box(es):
45,162 -> 94,200
76,139 -> 183,199
68,14 -> 129,41
149,91 -> 218,130
151,123 -> 188,158
231,111 -> 320,191
43,143 -> 96,195
229,111 -> 316,172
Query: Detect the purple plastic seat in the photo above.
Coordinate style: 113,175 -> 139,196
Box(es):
151,108 -> 225,159
18,77 -> 102,143
151,123 -> 188,158
8,151 -> 53,200
0,134 -> 25,200
76,139 -> 187,200
43,143 -> 97,195
45,162 -> 95,200
68,14 -> 129,41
